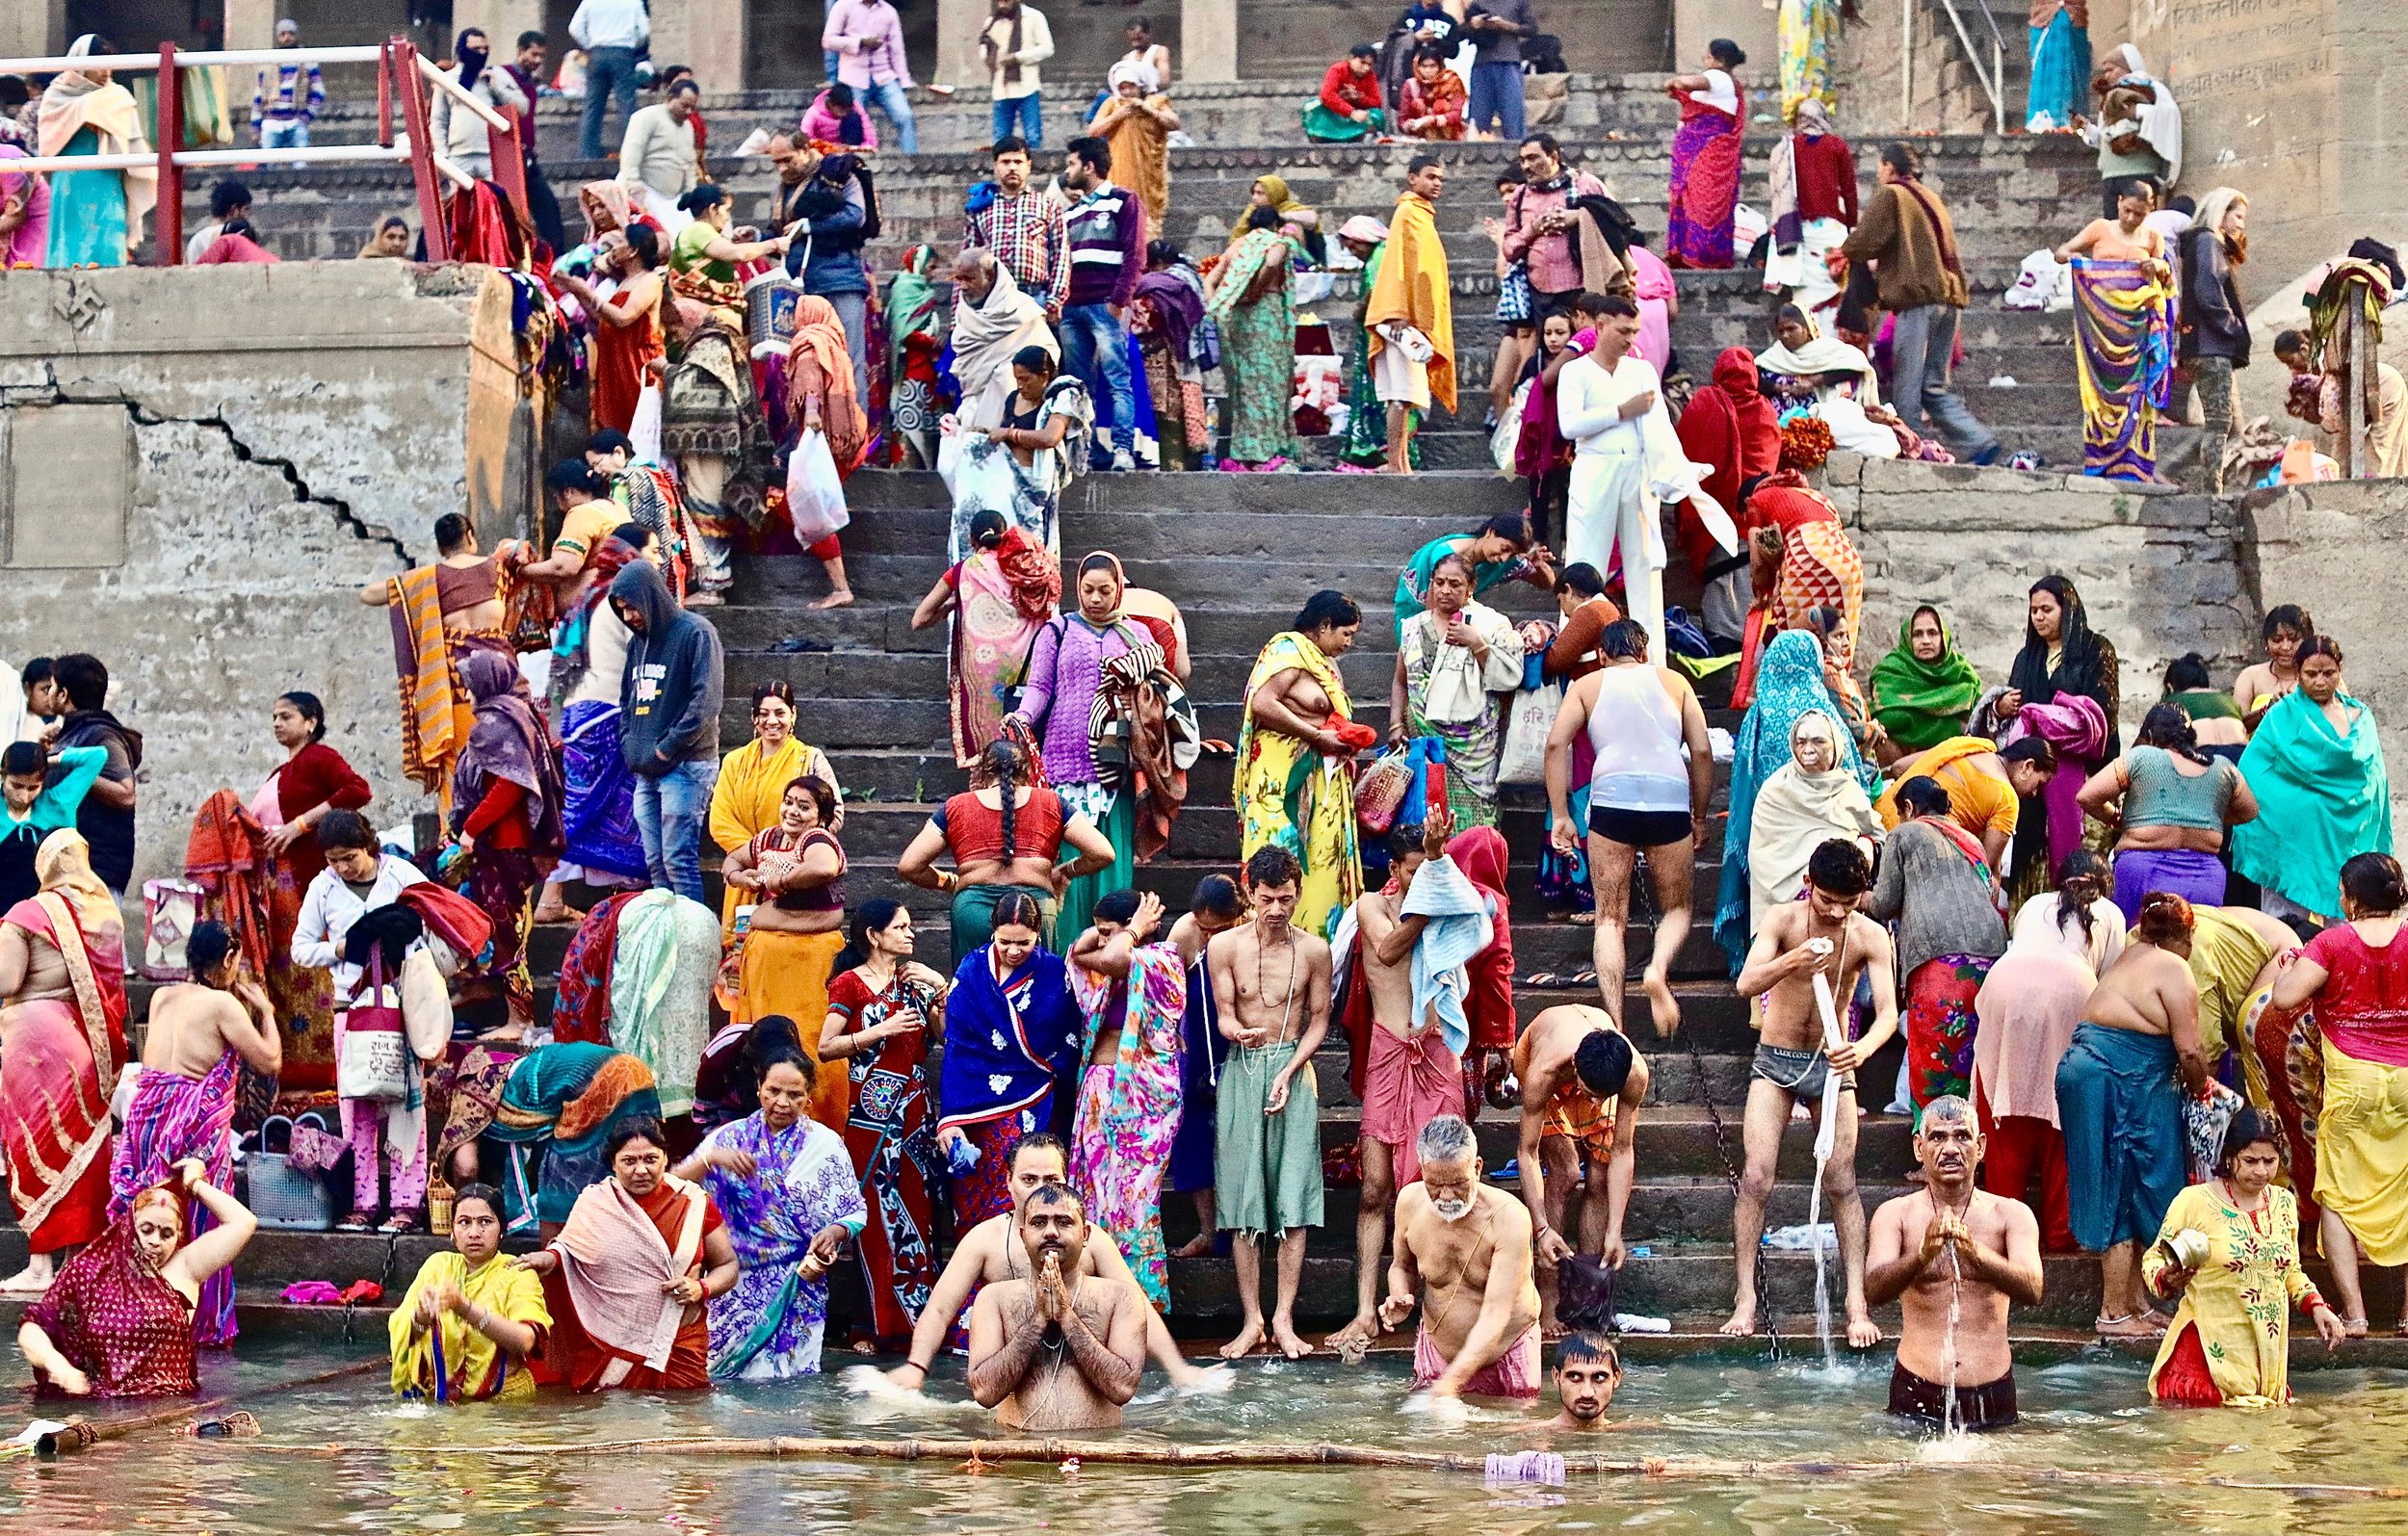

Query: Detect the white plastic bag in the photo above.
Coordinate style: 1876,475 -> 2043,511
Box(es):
1497,679 -> 1562,786
629,380 -> 665,465
1491,378 -> 1531,473
786,427 -> 851,545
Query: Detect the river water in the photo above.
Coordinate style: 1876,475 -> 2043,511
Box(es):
9,1346 -> 2408,1534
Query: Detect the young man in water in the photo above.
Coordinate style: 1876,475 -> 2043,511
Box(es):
880,1133 -> 1217,1390
1865,1096 -> 2044,1430
1726,839 -> 1898,1347
1543,1332 -> 1623,1429
968,1184 -> 1146,1431
1513,1003 -> 1649,1331
1379,1115 -> 1542,1405
1327,817 -> 1464,1356
1211,846 -> 1331,1361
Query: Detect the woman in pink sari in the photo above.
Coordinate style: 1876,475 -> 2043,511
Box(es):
0,830 -> 126,1297
1065,887 -> 1188,1310
1664,39 -> 1748,269
912,508 -> 1061,768
0,145 -> 51,269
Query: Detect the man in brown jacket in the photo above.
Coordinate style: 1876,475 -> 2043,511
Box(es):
1841,143 -> 2001,465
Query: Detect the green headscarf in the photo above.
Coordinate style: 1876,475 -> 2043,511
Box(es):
1869,605 -> 1983,753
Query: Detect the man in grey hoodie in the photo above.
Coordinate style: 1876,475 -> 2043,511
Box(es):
611,560 -> 724,903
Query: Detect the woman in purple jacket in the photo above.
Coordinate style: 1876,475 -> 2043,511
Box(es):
1005,552 -> 1138,940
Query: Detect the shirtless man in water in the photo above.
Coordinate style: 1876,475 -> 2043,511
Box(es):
1514,1003 -> 1649,1333
1211,846 -> 1331,1361
1542,1332 -> 1624,1429
879,1133 -> 1217,1390
968,1184 -> 1146,1431
1326,815 -> 1463,1356
1726,839 -> 1898,1347
1865,1096 -> 2044,1431
1379,1114 -> 1542,1406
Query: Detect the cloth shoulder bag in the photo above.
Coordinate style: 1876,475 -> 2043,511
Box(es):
1497,676 -> 1564,786
338,949 -> 413,1104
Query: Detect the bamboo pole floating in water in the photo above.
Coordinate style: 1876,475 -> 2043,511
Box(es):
222,1435 -> 2408,1497
32,1360 -> 385,1458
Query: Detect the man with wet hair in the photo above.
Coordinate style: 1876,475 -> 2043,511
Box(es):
1512,1002 -> 1651,1330
1865,1096 -> 2043,1430
1211,845 -> 1330,1360
1379,1113 -> 1541,1407
1166,874 -> 1248,1256
1544,1331 -> 1624,1428
968,1183 -> 1146,1430
1726,838 -> 1898,1347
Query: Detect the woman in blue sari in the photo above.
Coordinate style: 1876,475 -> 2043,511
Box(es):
677,1052 -> 865,1380
1714,630 -> 1877,974
37,38 -> 155,269
934,892 -> 1081,1227
436,1041 -> 663,1237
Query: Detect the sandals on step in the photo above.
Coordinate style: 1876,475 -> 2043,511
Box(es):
336,1211 -> 374,1234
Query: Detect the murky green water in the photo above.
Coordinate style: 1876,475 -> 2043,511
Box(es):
9,1345 -> 2408,1534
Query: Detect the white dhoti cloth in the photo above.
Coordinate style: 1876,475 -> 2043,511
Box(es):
1374,325 -> 1433,408
1566,447 -> 1664,660
632,183 -> 694,235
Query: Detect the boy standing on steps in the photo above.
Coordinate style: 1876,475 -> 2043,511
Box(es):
1725,839 -> 1897,1348
1365,155 -> 1456,475
1210,846 -> 1330,1360
1513,1002 -> 1649,1332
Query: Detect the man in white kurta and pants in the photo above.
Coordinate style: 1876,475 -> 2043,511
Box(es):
1556,294 -> 1726,662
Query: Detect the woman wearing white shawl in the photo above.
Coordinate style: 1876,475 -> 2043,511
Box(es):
39,36 -> 156,269
1393,553 -> 1527,829
1746,709 -> 1881,931
1758,304 -> 1881,405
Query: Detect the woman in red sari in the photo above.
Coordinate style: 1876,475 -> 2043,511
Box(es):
517,1120 -> 739,1392
0,829 -> 129,1296
821,898 -> 950,1353
1664,39 -> 1748,268
15,1164 -> 258,1397
558,224 -> 668,435
253,691 -> 371,1091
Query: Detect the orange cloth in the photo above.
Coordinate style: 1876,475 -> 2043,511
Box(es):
1365,191 -> 1456,412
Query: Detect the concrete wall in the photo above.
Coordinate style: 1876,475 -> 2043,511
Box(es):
1826,454 -> 2260,744
0,263 -> 506,891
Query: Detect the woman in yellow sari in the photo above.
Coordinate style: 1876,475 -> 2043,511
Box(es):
389,1183 -> 550,1401
1235,592 -> 1368,942
708,682 -> 842,936
723,778 -> 851,1129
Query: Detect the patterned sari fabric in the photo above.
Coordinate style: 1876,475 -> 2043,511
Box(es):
826,967 -> 944,1349
1908,953 -> 1996,1106
1778,0 -> 1840,122
559,700 -> 648,881
452,1042 -> 663,1234
0,891 -> 126,1255
23,1207 -> 196,1397
1206,228 -> 1300,465
939,945 -> 1082,1226
1666,92 -> 1744,269
2071,258 -> 2177,481
2244,989 -> 2325,1223
1068,944 -> 1190,1308
385,551 -> 525,814
109,1052 -> 239,1346
2144,1182 -> 2322,1407
551,893 -> 637,1046
951,536 -> 1060,768
702,1113 -> 866,1380
1234,633 -> 1363,941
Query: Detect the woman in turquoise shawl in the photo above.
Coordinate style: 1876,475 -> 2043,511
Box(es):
37,39 -> 155,269
1341,232 -> 1421,470
1204,214 -> 1299,469
437,1042 -> 664,1236
886,244 -> 947,468
1715,630 -> 1877,973
1392,517 -> 1548,627
1868,604 -> 1984,760
2230,638 -> 2392,925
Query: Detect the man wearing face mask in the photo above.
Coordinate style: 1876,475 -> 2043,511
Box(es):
1378,1113 -> 1541,1405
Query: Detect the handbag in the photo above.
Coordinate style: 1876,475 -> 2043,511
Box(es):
1497,678 -> 1563,786
243,1114 -> 340,1232
337,949 -> 412,1104
1491,377 -> 1531,473
1355,750 -> 1413,835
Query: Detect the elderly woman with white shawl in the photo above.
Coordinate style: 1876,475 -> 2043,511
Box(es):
1391,552 -> 1527,830
1746,709 -> 1882,934
39,36 -> 156,268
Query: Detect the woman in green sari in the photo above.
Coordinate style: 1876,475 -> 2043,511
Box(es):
1392,513 -> 1552,627
1868,604 -> 1984,765
886,245 -> 948,469
1205,210 -> 1300,470
1336,215 -> 1421,471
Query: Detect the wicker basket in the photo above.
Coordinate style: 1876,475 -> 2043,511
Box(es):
240,1114 -> 338,1232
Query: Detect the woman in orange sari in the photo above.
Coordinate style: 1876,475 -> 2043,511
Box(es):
517,1119 -> 738,1392
788,295 -> 868,611
0,830 -> 128,1297
558,224 -> 667,435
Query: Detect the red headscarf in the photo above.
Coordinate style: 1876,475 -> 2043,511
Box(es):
1445,826 -> 1517,1054
23,1184 -> 198,1397
1674,347 -> 1781,577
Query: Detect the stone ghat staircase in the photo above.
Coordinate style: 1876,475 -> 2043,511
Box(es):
222,79 -> 2144,478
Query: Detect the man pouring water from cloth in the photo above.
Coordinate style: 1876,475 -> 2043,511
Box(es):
1865,1096 -> 2043,1431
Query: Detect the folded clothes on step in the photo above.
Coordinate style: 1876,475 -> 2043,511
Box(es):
1762,1223 -> 1837,1253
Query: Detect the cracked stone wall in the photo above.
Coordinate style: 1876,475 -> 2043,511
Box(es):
0,264 -> 517,893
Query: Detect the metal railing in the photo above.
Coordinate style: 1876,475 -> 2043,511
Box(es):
1901,0 -> 2012,135
0,38 -> 529,264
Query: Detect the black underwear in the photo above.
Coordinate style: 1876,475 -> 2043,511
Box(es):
1888,1360 -> 2017,1431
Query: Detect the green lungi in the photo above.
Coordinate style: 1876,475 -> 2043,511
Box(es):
950,882 -> 1060,961
1216,1043 -> 1324,1236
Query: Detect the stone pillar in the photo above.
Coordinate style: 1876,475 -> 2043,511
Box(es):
934,0 -> 987,90
0,0 -> 65,59
449,0 -> 548,53
1182,0 -> 1235,82
650,0 -> 747,92
222,0 -> 277,52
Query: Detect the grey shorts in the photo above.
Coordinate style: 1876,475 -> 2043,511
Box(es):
1752,1042 -> 1852,1100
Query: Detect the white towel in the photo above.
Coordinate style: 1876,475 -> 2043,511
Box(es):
1399,855 -> 1494,1058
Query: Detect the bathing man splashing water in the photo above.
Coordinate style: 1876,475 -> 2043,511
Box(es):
1864,1096 -> 2043,1431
